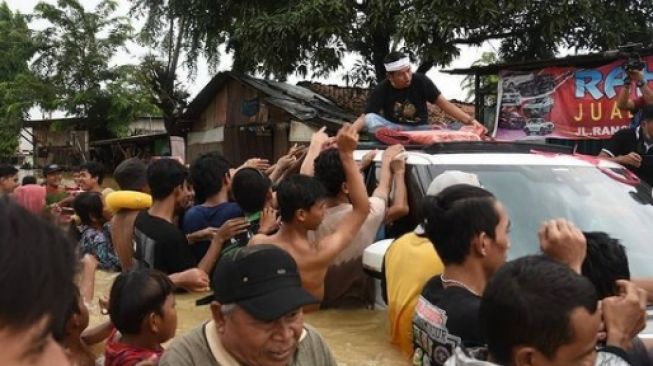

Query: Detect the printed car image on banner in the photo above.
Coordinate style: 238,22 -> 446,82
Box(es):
494,56 -> 653,140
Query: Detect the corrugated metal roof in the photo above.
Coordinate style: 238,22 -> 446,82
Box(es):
184,72 -> 355,130
443,47 -> 653,76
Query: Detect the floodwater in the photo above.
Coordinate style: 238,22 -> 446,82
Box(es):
89,271 -> 409,365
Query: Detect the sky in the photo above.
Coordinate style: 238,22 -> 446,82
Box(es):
7,0 -> 497,120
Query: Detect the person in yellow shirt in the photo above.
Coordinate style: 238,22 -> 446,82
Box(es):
383,171 -> 482,357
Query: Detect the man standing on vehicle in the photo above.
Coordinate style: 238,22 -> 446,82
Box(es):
364,52 -> 486,134
616,69 -> 653,128
599,105 -> 653,186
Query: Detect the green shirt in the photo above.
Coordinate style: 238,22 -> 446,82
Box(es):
160,321 -> 338,366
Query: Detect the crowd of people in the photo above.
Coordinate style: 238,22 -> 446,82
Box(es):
0,51 -> 652,366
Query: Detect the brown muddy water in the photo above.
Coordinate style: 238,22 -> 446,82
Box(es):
89,271 -> 409,365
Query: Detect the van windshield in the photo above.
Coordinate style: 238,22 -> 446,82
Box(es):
420,164 -> 653,277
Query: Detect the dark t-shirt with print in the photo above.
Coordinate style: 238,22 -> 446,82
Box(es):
133,211 -> 197,274
602,127 -> 653,186
365,73 -> 441,126
181,202 -> 243,262
225,216 -> 261,255
412,276 -> 483,366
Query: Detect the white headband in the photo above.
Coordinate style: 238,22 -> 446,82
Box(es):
384,57 -> 410,72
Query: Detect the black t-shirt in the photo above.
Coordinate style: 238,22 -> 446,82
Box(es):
602,127 -> 653,186
365,73 -> 441,126
133,211 -> 197,274
412,276 -> 483,366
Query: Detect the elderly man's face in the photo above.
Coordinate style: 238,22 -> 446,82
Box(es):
213,303 -> 304,366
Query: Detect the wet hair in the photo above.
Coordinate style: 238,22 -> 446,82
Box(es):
52,287 -> 81,342
73,192 -> 104,226
190,152 -> 231,204
21,176 -> 37,185
79,161 -> 105,185
0,199 -> 77,334
147,158 -> 189,200
481,256 -> 598,365
384,51 -> 408,65
232,168 -> 271,213
421,184 -> 498,265
114,158 -> 148,191
109,269 -> 174,335
0,164 -> 18,179
581,232 -> 630,299
276,174 -> 327,222
314,148 -> 345,198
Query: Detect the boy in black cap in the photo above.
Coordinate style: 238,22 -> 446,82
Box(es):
160,245 -> 337,366
600,105 -> 653,186
43,163 -> 65,196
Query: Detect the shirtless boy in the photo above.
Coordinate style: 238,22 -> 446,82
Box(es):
249,123 -> 370,302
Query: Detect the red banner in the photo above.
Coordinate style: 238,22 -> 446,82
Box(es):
494,56 -> 653,140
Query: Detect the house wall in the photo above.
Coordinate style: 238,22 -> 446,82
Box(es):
198,88 -> 228,130
186,83 -> 229,163
33,126 -> 88,167
188,77 -> 318,165
129,118 -> 165,135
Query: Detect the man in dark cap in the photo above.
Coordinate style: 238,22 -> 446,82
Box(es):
160,245 -> 337,366
43,164 -> 68,207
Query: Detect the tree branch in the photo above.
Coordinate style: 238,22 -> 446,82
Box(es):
451,31 -> 518,45
169,15 -> 186,78
417,59 -> 434,74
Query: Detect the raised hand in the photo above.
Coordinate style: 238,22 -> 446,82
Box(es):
337,123 -> 359,155
258,205 -> 279,235
382,144 -> 404,164
215,218 -> 250,242
602,280 -> 648,349
538,218 -> 586,273
243,158 -> 271,172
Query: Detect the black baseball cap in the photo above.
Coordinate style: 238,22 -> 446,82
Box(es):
211,244 -> 318,322
43,164 -> 63,175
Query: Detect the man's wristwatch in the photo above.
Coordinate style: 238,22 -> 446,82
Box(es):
637,80 -> 646,88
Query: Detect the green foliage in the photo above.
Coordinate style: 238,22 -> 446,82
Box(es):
131,0 -> 208,134
144,0 -> 653,86
461,52 -> 500,104
0,2 -> 34,156
30,0 -> 159,139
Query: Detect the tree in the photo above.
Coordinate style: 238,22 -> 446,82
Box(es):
0,2 -> 35,156
159,0 -> 653,86
461,52 -> 499,104
31,0 -> 158,140
131,0 -> 225,135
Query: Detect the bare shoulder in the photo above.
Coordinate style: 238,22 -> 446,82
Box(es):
112,209 -> 139,223
248,233 -> 270,246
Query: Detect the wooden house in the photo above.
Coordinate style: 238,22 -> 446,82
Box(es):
181,72 -> 355,164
